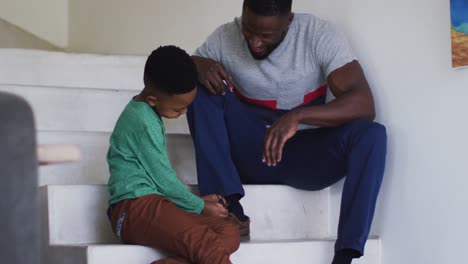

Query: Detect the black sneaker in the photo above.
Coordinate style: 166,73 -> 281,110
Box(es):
228,213 -> 250,241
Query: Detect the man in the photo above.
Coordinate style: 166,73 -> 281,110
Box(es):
188,0 -> 387,263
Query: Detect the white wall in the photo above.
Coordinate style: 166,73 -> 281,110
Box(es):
0,0 -> 68,47
68,0 -> 243,55
335,1 -> 468,263
0,18 -> 59,50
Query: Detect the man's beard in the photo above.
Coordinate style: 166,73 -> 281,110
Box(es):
248,30 -> 287,60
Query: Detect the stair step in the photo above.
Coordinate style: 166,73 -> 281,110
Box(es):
0,49 -> 144,92
40,184 -> 329,245
0,84 -> 189,134
37,132 -> 197,186
47,239 -> 380,264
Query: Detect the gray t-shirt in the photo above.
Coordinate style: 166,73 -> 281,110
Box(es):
195,13 -> 356,110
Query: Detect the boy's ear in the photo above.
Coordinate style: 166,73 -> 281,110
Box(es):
145,95 -> 158,107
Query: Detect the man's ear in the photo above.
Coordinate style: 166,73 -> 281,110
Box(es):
287,13 -> 294,27
145,95 -> 158,108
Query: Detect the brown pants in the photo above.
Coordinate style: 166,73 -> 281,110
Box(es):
109,194 -> 240,264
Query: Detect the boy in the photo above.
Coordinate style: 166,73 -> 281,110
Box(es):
106,46 -> 240,264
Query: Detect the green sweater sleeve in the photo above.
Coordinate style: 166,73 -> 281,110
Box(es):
133,125 -> 204,214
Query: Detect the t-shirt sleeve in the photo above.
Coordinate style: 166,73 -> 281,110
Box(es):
132,126 -> 204,214
194,25 -> 224,61
314,23 -> 357,78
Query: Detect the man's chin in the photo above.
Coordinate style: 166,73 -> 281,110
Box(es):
250,51 -> 270,60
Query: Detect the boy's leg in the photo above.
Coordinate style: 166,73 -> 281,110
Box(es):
150,215 -> 240,264
109,194 -> 239,264
151,256 -> 189,264
197,215 -> 240,254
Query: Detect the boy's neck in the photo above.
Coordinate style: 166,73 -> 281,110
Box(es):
134,87 -> 152,103
133,94 -> 145,102
133,91 -> 162,118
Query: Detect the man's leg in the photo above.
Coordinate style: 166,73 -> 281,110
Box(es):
331,119 -> 386,260
110,194 -> 240,264
187,86 -> 280,196
188,87 -> 387,257
256,119 -> 387,260
0,92 -> 39,264
187,86 -> 281,226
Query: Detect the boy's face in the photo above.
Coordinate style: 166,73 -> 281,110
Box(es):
147,87 -> 197,119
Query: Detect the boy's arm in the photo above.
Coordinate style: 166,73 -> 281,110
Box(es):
134,127 -> 204,214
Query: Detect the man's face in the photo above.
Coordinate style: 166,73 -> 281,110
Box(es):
241,7 -> 293,60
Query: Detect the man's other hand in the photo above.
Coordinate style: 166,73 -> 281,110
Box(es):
263,111 -> 300,167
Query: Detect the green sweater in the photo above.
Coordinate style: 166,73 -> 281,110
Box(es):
107,99 -> 204,214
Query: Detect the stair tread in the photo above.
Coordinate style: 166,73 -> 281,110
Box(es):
49,238 -> 381,264
53,237 -> 380,247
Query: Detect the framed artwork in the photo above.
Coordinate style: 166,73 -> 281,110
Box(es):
451,0 -> 468,67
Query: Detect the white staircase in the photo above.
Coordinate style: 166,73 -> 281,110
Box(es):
0,49 -> 382,264
46,240 -> 381,264
40,185 -> 380,264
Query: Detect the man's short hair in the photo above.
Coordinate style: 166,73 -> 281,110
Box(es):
144,45 -> 197,95
243,0 -> 292,16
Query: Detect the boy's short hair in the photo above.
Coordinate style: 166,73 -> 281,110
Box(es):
144,45 -> 197,95
243,0 -> 292,16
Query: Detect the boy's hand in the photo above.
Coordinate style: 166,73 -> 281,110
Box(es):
202,194 -> 227,208
202,200 -> 228,218
201,194 -> 219,202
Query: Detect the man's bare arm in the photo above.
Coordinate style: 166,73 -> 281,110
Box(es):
262,60 -> 376,166
293,60 -> 375,127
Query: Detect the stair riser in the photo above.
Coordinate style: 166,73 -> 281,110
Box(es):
48,240 -> 380,264
41,185 -> 329,245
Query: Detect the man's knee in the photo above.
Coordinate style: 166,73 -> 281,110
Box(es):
347,119 -> 387,145
192,83 -> 236,108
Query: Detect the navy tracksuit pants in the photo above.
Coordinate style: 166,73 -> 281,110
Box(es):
187,85 -> 387,254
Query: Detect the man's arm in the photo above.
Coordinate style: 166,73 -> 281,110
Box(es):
262,60 -> 375,166
191,55 -> 234,95
295,60 -> 375,126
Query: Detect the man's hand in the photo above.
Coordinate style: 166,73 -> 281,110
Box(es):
192,56 -> 235,95
201,195 -> 228,218
263,110 -> 300,167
